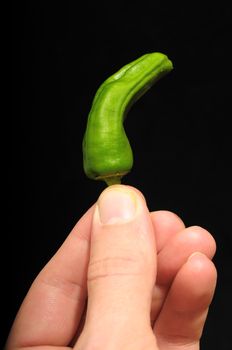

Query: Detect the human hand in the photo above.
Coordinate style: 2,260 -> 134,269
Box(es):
6,185 -> 217,349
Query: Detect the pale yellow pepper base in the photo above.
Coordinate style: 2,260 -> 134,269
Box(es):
105,176 -> 122,186
96,172 -> 128,186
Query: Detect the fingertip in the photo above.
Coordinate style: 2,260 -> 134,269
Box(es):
184,226 -> 217,260
70,204 -> 95,241
188,251 -> 209,262
154,251 -> 217,346
93,185 -> 150,229
187,252 -> 217,289
151,210 -> 185,225
96,186 -> 138,225
101,184 -> 147,203
175,252 -> 217,311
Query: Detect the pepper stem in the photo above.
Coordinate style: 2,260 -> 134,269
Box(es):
105,176 -> 122,186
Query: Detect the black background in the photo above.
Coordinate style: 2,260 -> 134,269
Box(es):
9,1 -> 231,349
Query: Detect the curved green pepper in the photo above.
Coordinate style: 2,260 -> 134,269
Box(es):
83,52 -> 173,186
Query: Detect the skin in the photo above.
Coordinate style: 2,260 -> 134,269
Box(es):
6,185 -> 217,350
83,53 -> 173,185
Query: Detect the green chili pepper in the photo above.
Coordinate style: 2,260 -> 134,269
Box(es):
83,52 -> 173,186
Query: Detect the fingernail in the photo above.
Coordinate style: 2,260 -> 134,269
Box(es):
188,251 -> 207,262
98,187 -> 137,224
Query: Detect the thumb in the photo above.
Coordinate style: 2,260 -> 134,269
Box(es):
83,185 -> 157,346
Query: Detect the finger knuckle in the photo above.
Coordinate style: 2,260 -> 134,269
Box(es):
87,255 -> 144,282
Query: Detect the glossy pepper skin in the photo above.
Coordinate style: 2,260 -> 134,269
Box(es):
83,52 -> 173,185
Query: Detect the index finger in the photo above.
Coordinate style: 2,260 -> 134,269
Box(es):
6,204 -> 95,349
